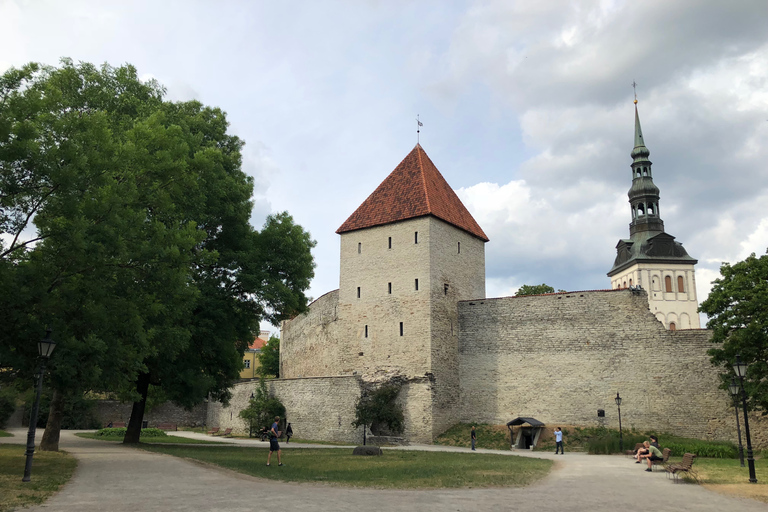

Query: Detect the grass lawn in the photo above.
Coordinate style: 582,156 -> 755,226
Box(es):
0,431 -> 12,438
0,445 -> 77,512
694,456 -> 768,503
435,423 -> 512,451
138,444 -> 553,489
75,432 -> 219,444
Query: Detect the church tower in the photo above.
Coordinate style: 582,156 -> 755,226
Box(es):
336,144 -> 487,439
608,101 -> 700,329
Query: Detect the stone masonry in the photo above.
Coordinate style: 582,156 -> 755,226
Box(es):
458,289 -> 728,440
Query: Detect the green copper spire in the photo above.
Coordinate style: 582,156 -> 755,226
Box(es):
607,98 -> 697,278
631,103 -> 650,161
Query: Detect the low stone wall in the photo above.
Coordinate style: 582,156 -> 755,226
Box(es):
94,400 -> 207,428
206,376 -> 365,444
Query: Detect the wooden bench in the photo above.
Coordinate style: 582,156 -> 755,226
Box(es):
666,453 -> 698,483
207,427 -> 220,435
626,442 -> 644,458
220,428 -> 233,437
650,447 -> 671,471
156,423 -> 177,431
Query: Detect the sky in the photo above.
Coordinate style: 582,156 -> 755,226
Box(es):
2,0 -> 767,333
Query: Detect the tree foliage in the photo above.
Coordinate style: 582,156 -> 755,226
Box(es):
699,250 -> 768,413
239,379 -> 285,436
352,383 -> 404,435
258,335 -> 280,378
0,59 -> 316,447
515,283 -> 560,296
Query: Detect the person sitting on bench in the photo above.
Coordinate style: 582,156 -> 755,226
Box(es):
637,441 -> 663,471
634,435 -> 658,461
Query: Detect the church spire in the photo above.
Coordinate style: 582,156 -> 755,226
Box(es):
627,101 -> 664,236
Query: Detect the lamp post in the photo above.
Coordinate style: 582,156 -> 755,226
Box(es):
728,377 -> 745,468
22,327 -> 57,482
615,392 -> 623,453
732,355 -> 757,483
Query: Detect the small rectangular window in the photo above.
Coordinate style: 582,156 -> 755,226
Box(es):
388,236 -> 392,249
244,360 -> 251,369
358,242 -> 361,254
414,231 -> 418,244
364,325 -> 368,338
458,241 -> 461,254
388,282 -> 392,294
444,283 -> 449,295
415,278 -> 419,291
399,322 -> 403,336
357,286 -> 361,298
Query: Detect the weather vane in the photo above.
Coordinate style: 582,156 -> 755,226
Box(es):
632,80 -> 638,104
416,114 -> 423,143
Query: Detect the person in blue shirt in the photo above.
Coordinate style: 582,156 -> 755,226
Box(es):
554,427 -> 564,454
266,416 -> 283,466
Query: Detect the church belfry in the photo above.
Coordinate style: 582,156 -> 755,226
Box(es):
608,100 -> 700,329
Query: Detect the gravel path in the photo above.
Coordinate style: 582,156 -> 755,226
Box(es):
2,429 -> 764,512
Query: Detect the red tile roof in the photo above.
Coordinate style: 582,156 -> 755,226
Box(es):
336,144 -> 489,241
248,336 -> 267,350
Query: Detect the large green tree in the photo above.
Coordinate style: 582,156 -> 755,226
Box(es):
515,283 -> 562,296
699,250 -> 768,413
0,60 -> 316,447
258,335 -> 280,378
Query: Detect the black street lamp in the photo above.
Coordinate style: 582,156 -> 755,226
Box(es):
732,355 -> 757,483
728,377 -> 745,468
615,392 -> 623,453
22,327 -> 56,482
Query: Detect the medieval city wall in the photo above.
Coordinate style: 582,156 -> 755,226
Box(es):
280,290 -> 348,378
458,289 -> 736,442
205,376 -> 363,442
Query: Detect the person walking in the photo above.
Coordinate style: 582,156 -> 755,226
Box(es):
286,423 -> 293,444
266,416 -> 283,466
471,425 -> 477,451
554,427 -> 564,454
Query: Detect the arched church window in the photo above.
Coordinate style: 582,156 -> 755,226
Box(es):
677,276 -> 684,292
669,322 -> 676,331
358,242 -> 361,254
647,204 -> 654,215
643,167 -> 648,176
635,168 -> 641,178
665,276 -> 673,293
629,279 -> 633,287
632,207 -> 637,219
638,204 -> 645,216
623,281 -> 627,288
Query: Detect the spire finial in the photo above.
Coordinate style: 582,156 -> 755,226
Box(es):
632,80 -> 638,104
416,114 -> 423,144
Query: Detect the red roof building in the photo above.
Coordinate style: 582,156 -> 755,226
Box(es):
336,144 -> 489,242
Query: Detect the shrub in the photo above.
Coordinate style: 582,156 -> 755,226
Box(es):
95,427 -> 168,438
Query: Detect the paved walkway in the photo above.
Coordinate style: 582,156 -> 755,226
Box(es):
1,429 -> 764,512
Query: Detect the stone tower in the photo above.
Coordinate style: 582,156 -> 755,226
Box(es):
608,102 -> 700,329
336,144 -> 488,439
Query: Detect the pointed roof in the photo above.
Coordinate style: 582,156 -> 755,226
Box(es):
337,144 -> 488,241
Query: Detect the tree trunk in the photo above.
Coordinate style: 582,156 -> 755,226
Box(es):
123,372 -> 150,444
40,387 -> 64,451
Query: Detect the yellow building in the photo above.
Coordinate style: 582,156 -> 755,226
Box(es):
240,330 -> 270,379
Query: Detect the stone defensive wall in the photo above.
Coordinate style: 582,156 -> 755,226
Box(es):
206,376 -> 366,443
280,290 -> 349,378
457,289 -> 752,443
94,400 -> 207,428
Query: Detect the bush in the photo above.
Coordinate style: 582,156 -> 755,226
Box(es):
95,427 -> 168,438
